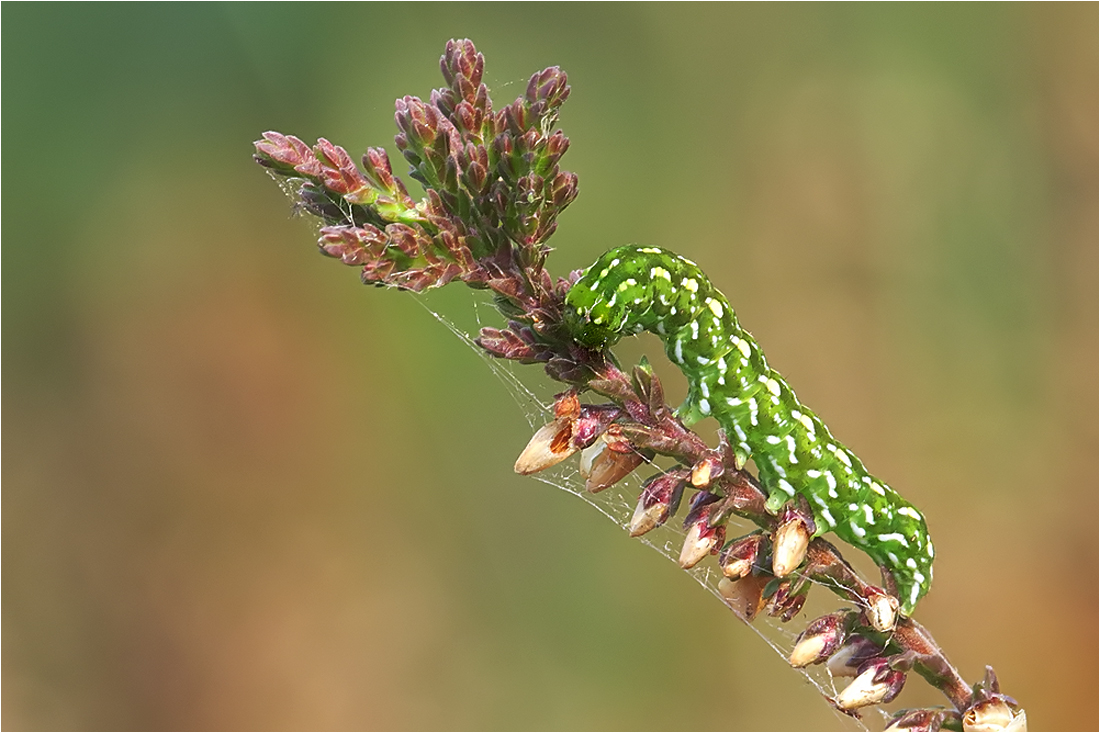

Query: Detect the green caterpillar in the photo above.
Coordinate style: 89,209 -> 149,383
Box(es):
563,245 -> 933,616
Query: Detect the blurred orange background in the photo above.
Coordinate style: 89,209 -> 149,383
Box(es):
4,4 -> 1096,730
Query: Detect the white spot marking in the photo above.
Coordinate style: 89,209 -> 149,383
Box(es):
849,521 -> 866,539
898,506 -> 922,521
777,478 -> 795,496
877,533 -> 910,547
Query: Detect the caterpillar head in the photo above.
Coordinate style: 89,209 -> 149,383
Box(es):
563,245 -> 658,349
562,296 -> 624,350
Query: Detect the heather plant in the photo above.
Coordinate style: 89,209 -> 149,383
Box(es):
254,39 -> 1026,731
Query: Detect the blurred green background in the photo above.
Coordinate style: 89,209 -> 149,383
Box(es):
4,3 -> 1096,730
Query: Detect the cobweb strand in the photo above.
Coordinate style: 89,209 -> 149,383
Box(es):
416,291 -> 885,731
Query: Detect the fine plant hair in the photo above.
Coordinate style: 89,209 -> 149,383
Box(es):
253,40 -> 1026,732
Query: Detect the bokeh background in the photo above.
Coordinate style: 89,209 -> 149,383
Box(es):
4,4 -> 1096,730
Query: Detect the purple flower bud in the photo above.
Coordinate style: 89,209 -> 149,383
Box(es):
826,635 -> 881,678
834,657 -> 907,711
719,532 -> 765,579
788,611 -> 851,668
254,131 -> 321,176
679,492 -> 725,568
628,470 -> 688,537
318,225 -> 387,265
767,580 -> 807,622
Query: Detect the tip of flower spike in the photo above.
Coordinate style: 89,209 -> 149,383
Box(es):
834,661 -> 906,711
514,419 -> 575,475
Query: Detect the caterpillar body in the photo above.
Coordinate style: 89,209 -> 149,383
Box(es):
563,245 -> 933,615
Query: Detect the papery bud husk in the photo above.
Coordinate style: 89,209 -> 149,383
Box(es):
514,418 -> 575,474
718,574 -> 769,622
578,432 -> 643,493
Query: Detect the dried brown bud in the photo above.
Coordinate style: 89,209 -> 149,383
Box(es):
767,580 -> 807,622
689,454 -> 723,488
578,433 -> 644,493
718,574 -> 769,622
